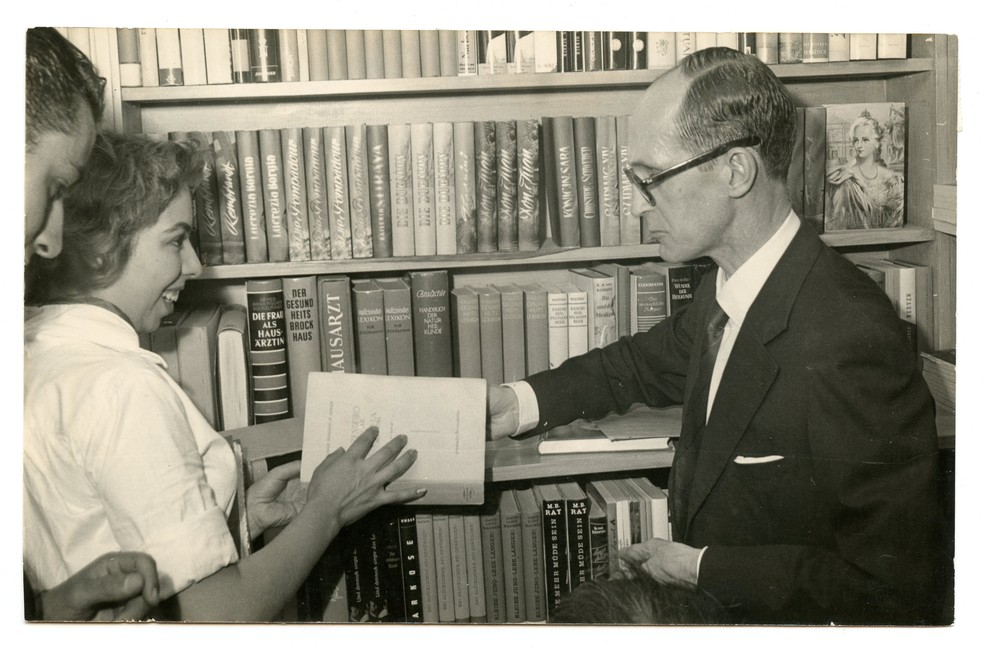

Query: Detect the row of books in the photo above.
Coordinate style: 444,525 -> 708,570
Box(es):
148,262 -> 711,431
786,101 -> 908,234
108,29 -> 912,88
167,114 -> 645,267
920,350 -> 955,415
855,258 -> 935,354
294,478 -> 670,623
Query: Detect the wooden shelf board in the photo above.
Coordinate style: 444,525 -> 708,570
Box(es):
121,59 -> 935,105
486,436 -> 674,482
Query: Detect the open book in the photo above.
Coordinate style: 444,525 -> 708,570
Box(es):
300,372 -> 487,505
537,403 -> 682,455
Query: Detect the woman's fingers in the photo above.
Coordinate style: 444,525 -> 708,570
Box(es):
347,425 -> 380,459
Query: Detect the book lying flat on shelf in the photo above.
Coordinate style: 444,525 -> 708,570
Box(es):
537,403 -> 682,455
300,372 -> 487,505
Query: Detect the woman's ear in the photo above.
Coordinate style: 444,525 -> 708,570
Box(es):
724,147 -> 758,198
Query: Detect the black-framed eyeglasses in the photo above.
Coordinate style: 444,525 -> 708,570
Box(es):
622,135 -> 761,206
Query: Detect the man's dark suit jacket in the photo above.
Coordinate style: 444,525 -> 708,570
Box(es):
526,222 -> 947,624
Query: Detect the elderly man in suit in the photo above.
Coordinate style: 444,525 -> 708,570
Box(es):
488,47 -> 946,625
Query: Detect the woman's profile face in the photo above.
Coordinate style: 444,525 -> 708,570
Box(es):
852,123 -> 880,161
96,187 -> 201,333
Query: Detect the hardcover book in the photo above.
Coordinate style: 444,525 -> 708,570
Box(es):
646,32 -> 675,69
495,283 -> 526,384
258,129 -> 289,262
593,262 -> 631,339
400,30 -> 422,78
216,305 -> 251,432
572,116 -> 601,247
177,28 -> 207,86
419,30 -> 441,78
324,126 -> 354,260
545,284 -> 569,369
616,116 -> 637,245
479,494 -> 507,623
453,122 -> 478,254
382,30 -> 403,79
549,116 -> 580,247
823,102 -> 906,230
475,286 -> 504,387
282,276 -> 322,418
364,30 -> 385,79
802,33 -> 830,63
518,282 -> 550,377
450,286 -> 482,378
498,490 -> 527,623
515,487 -> 546,622
236,130 -> 269,263
306,29 -> 329,81
534,483 -> 568,618
388,124 -> 416,257
430,513 -> 455,622
456,30 -> 479,76
346,125 -> 373,258
516,119 -> 541,251
137,28 -> 159,87
155,27 -> 184,86
410,270 -> 453,377
189,131 -> 223,265
629,265 -> 668,333
212,131 -> 246,264
317,275 -> 356,374
345,29 -> 367,79
438,30 -> 458,77
462,513 -> 487,622
351,279 -> 388,375
495,120 -> 519,253
299,372 -> 487,506
414,512 -> 439,622
175,305 -> 222,429
366,125 -> 393,258
229,29 -> 251,83
278,29 -> 301,82
595,115 -> 620,247
245,278 -> 292,423
377,277 -> 415,376
569,268 -> 616,349
326,30 -> 348,81
247,29 -> 280,82
444,512 -> 469,622
397,511 -> 424,622
565,283 -> 589,358
410,123 -> 438,257
559,481 -> 590,593
303,126 -> 331,260
280,127 -> 311,261
475,121 -> 499,253
432,122 -> 457,255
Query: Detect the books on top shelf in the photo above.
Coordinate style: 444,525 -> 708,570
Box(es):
299,372 -> 487,505
537,403 -> 682,455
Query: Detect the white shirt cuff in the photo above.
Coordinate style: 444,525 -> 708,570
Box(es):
696,545 -> 709,582
501,381 -> 540,436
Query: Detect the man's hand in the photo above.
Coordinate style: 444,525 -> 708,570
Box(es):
619,538 -> 702,590
40,552 -> 159,621
488,384 -> 520,441
246,461 -> 306,539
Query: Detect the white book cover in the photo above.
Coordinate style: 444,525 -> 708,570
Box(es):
300,372 -> 486,505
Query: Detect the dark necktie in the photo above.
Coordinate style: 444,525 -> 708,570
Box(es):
671,299 -> 729,539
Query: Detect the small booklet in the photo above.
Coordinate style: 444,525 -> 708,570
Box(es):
300,372 -> 487,505
537,403 -> 682,455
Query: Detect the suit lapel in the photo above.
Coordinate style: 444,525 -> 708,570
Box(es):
680,222 -> 824,538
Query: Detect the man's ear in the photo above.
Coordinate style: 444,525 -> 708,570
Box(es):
724,147 -> 758,198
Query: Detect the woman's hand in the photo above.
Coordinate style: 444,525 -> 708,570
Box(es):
306,426 -> 424,529
246,461 -> 306,540
826,166 -> 856,185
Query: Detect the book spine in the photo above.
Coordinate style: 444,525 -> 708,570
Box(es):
480,503 -> 506,623
177,28 -> 207,86
570,31 -> 584,72
258,129 -> 289,262
627,32 -> 648,69
388,124 -> 416,257
476,31 -> 493,75
419,30 -> 442,78
245,278 -> 292,423
306,29 -> 329,81
400,30 -> 422,78
155,28 -> 184,86
189,131 -> 223,265
849,33 -> 877,60
551,116 -> 580,247
828,33 -> 850,62
566,285 -> 589,358
410,270 -> 453,377
212,131 -> 246,265
277,29 -> 301,82
534,31 -> 557,73
462,514 -> 487,623
431,512 -> 455,623
496,286 -> 525,383
340,526 -> 367,621
362,519 -> 386,621
803,106 -> 827,235
489,31 -> 509,74
303,127 -> 331,261
138,28 -> 159,87
589,507 -> 609,580
590,273 -> 617,348
566,495 -> 590,592
475,121 -> 499,253
438,30 -> 457,76
546,287 -> 569,369
324,126 -> 353,260
433,122 -> 457,255
380,279 -> 415,376
363,30 -> 385,79
451,288 -> 482,378
716,32 -> 739,50
202,29 -> 233,85
296,29 -> 310,81
787,107 -> 806,221
280,127 -> 311,261
521,285 -> 550,376
616,115 -> 639,245
366,125 -> 393,258
236,130 -> 269,263
382,30 -> 403,79
755,32 -> 779,64
247,29 -> 280,82
345,29 -> 367,80
632,269 -> 667,332
495,120 -> 519,253
317,276 -> 356,373
453,122 -> 478,254
516,119 -> 541,251
282,276 -> 321,418
326,30 -> 348,80
603,31 -> 628,71
500,493 -> 527,623
573,116 -> 600,247
346,125 -> 374,258
595,115 -> 620,247
477,287 -> 504,387
447,514 -> 471,623
229,29 -> 251,83
737,32 -> 757,56
352,282 -> 388,375
414,513 -> 439,622
779,32 -> 803,64
802,33 -> 830,63
541,492 -> 567,618
397,512 -> 424,622
379,512 -> 407,622
410,123 -> 437,257
666,265 -> 695,315
582,31 -> 603,71
555,32 -> 572,73
456,30 -> 478,76
519,498 -> 546,622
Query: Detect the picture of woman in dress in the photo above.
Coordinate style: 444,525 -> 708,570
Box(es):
824,105 -> 905,230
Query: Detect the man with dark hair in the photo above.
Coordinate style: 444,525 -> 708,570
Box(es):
490,47 -> 946,625
23,27 -> 161,621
